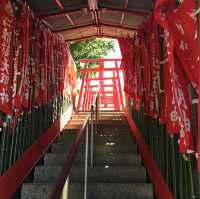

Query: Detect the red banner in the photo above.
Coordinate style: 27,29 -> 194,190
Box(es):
0,1 -> 14,115
13,4 -> 31,115
22,7 -> 33,111
39,31 -> 48,103
154,0 -> 194,153
140,35 -> 151,115
34,23 -> 42,105
134,35 -> 142,110
60,43 -> 70,93
118,37 -> 137,100
198,0 -> 200,172
140,18 -> 161,118
148,18 -> 161,117
163,60 -> 179,134
168,1 -> 199,92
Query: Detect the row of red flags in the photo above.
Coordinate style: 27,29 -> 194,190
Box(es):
0,1 -> 72,119
119,0 -> 200,168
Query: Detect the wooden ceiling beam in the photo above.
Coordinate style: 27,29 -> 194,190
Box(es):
38,6 -> 148,19
53,22 -> 138,33
65,33 -> 125,42
55,0 -> 65,10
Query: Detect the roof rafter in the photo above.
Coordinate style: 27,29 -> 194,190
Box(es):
118,0 -> 129,33
53,22 -> 138,33
38,7 -> 88,19
38,6 -> 148,19
65,33 -> 122,42
65,34 -> 97,42
54,0 -> 84,38
55,0 -> 65,10
99,6 -> 149,16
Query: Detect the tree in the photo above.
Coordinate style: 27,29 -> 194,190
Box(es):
69,38 -> 115,76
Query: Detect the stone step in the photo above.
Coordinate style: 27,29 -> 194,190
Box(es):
98,120 -> 128,124
98,121 -> 127,125
56,134 -> 133,147
56,136 -> 134,147
94,144 -> 137,154
94,153 -> 141,166
95,135 -> 134,144
58,131 -> 132,139
57,132 -> 77,141
98,128 -> 131,135
20,115 -> 153,199
44,152 -> 84,166
75,182 -> 154,199
69,182 -> 154,199
21,182 -> 153,199
51,141 -> 85,153
34,166 -> 147,183
56,136 -> 85,146
44,152 -> 141,167
57,134 -> 76,141
51,140 -> 137,154
100,124 -> 130,129
21,183 -> 53,199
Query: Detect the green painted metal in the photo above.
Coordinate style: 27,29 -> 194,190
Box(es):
131,107 -> 200,199
0,95 -> 71,177
128,19 -> 200,198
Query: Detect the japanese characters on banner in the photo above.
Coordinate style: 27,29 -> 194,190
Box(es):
0,1 -> 75,123
141,17 -> 161,118
140,34 -> 151,115
154,0 -> 197,152
0,1 -> 14,115
134,36 -> 142,111
118,37 -> 136,98
118,0 -> 198,157
118,35 -> 142,111
13,3 -> 32,117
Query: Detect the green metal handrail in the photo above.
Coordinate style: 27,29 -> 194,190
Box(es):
131,106 -> 199,199
0,94 -> 71,198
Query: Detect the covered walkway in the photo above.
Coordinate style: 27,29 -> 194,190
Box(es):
0,0 -> 200,199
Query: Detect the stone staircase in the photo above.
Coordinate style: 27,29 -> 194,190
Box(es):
20,116 -> 154,199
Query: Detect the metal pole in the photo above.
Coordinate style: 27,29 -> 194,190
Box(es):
84,122 -> 89,199
90,105 -> 94,167
95,94 -> 99,136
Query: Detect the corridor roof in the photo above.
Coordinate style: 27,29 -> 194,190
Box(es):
27,0 -> 155,41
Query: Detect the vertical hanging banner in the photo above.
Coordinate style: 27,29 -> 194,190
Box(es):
34,22 -> 42,105
139,16 -> 161,118
148,18 -> 161,117
12,3 -> 32,116
198,0 -> 200,171
39,30 -> 48,103
0,1 -> 14,115
154,0 -> 194,153
118,37 -> 136,99
173,55 -> 194,152
134,35 -> 142,111
22,9 -> 33,111
140,34 -> 151,116
163,59 -> 179,135
59,42 -> 67,93
167,0 -> 199,91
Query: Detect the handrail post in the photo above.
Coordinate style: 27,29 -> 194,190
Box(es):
90,105 -> 94,168
84,122 -> 89,199
95,94 -> 99,136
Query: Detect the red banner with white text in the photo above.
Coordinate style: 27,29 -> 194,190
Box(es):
0,1 -> 14,115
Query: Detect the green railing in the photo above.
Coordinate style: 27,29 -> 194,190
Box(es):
0,94 -> 71,176
131,107 -> 200,199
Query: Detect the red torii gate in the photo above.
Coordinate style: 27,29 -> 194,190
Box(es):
77,58 -> 124,111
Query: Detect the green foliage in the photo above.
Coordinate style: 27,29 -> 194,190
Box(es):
69,38 -> 115,76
